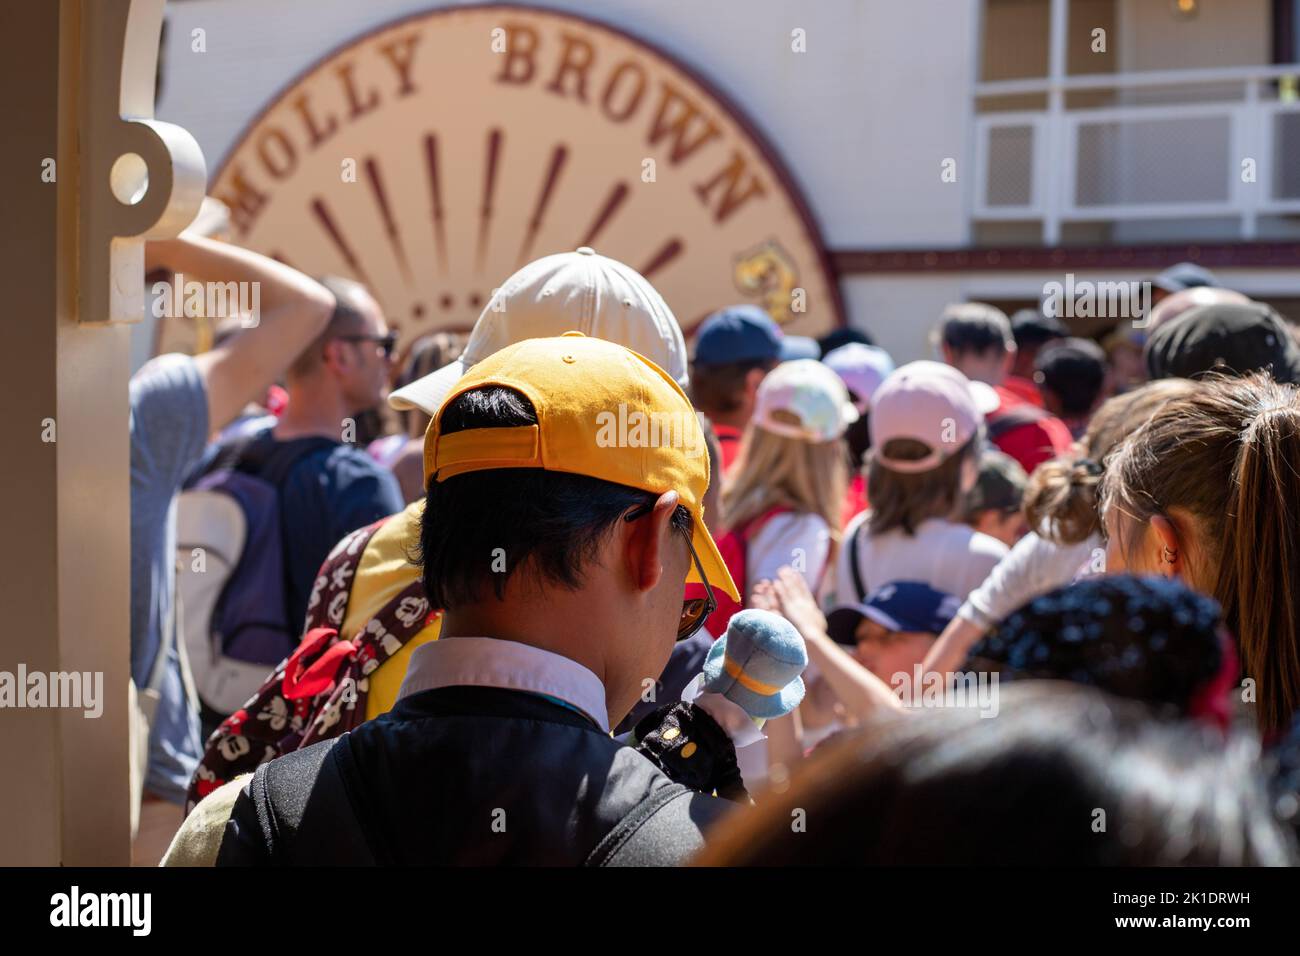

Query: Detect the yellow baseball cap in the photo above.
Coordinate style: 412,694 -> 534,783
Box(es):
424,333 -> 739,602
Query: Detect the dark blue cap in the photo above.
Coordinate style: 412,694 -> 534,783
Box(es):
826,581 -> 961,644
693,304 -> 812,365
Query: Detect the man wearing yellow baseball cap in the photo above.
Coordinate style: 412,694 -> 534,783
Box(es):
206,333 -> 743,865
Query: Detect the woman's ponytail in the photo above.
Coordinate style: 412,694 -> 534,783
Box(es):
1222,401 -> 1300,733
1103,373 -> 1300,735
1023,456 -> 1103,545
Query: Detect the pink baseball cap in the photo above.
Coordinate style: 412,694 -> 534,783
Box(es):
869,361 -> 982,474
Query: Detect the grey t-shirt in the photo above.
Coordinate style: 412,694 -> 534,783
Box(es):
130,353 -> 209,803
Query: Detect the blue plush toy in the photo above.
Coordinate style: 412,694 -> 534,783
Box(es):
699,609 -> 808,725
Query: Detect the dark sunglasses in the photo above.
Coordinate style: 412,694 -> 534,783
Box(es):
336,331 -> 398,358
624,503 -> 716,642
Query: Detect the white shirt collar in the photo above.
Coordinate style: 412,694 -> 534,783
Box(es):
396,636 -> 611,733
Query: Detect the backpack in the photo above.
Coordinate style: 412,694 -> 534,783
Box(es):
185,516 -> 435,813
176,431 -> 336,717
693,506 -> 792,638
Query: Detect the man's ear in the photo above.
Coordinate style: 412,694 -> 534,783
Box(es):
320,338 -> 351,377
625,491 -> 678,594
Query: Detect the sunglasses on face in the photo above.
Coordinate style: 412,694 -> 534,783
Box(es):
623,502 -> 716,642
336,331 -> 398,359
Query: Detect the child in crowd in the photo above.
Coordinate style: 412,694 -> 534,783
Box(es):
1034,337 -> 1111,439
720,358 -> 857,616
715,359 -> 856,782
826,581 -> 960,683
822,342 -> 895,524
960,448 -> 1027,548
833,361 -> 1007,613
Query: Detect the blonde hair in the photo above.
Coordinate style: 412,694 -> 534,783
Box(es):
722,425 -> 847,540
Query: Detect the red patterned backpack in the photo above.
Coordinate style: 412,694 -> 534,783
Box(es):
185,516 -> 438,813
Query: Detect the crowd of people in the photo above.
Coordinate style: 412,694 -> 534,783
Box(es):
124,228 -> 1300,866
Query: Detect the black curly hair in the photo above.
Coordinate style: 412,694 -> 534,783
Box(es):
968,574 -> 1230,720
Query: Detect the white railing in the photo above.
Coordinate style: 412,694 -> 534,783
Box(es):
972,24 -> 1300,242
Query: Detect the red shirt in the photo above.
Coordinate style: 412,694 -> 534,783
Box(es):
714,424 -> 743,475
1000,374 -> 1044,408
841,471 -> 868,529
989,386 -> 1074,475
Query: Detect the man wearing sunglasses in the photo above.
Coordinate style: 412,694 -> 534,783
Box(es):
208,334 -> 747,866
187,275 -> 404,713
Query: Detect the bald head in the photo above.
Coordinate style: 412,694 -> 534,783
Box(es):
288,276 -> 381,381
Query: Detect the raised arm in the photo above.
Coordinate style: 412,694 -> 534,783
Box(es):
146,235 -> 335,433
766,569 -> 903,721
921,614 -> 988,679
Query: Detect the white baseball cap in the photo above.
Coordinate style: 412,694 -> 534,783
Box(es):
389,247 -> 688,415
752,359 -> 858,443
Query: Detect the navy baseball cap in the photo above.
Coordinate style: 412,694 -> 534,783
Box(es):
826,581 -> 961,645
1152,262 -> 1219,295
693,304 -> 817,365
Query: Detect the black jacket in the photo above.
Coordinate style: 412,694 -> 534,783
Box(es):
216,685 -> 736,865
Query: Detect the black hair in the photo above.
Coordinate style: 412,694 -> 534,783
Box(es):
418,385 -> 688,608
695,683 -> 1297,866
817,325 -> 875,356
968,575 -> 1225,718
1010,307 -> 1065,350
1036,337 -> 1108,416
843,411 -> 871,468
938,303 -> 1014,357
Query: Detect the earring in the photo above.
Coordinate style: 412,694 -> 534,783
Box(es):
1162,545 -> 1177,564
